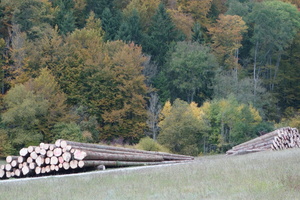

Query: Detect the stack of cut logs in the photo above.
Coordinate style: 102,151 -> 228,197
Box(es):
0,139 -> 193,179
226,127 -> 300,155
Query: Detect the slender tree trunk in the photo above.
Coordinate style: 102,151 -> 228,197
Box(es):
271,54 -> 281,91
253,41 -> 259,97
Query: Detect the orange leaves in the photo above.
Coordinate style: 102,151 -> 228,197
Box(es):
208,14 -> 247,66
178,0 -> 212,27
168,9 -> 194,40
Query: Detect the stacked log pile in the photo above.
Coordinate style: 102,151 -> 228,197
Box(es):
226,127 -> 300,155
0,139 -> 193,179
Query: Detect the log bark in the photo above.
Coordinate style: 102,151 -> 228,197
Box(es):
60,140 -> 193,160
78,160 -> 185,168
73,149 -> 164,162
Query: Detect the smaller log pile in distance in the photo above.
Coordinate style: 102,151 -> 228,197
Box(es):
226,127 -> 300,155
0,139 -> 193,179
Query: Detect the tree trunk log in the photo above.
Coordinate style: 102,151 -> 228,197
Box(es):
6,156 -> 18,163
19,148 -> 29,157
73,149 -> 164,162
60,140 -> 193,160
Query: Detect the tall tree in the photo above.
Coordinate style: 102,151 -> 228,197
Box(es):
208,14 -> 247,71
100,41 -> 148,143
2,68 -> 69,150
116,9 -> 143,45
52,0 -> 76,35
101,7 -> 121,41
143,3 -> 181,66
159,41 -> 218,104
158,99 -> 208,155
123,0 -> 161,31
249,0 -> 300,95
177,0 -> 212,27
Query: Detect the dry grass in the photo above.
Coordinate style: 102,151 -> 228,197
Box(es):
1,149 -> 300,199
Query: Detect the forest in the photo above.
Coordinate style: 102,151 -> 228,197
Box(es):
0,0 -> 299,156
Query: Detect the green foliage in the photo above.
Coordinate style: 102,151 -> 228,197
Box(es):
191,22 -> 204,44
101,7 -> 121,41
158,41 -> 217,104
2,68 -> 69,144
11,0 -> 54,40
53,0 -> 76,35
200,95 -> 272,152
86,0 -> 114,18
143,3 -> 182,66
52,122 -> 83,142
0,129 -> 14,156
116,9 -> 143,45
212,71 -> 277,120
135,137 -> 170,153
158,99 -> 208,156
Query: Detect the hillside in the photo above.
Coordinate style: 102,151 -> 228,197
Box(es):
0,149 -> 299,199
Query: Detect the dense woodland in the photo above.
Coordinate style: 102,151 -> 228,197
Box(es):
0,0 -> 300,156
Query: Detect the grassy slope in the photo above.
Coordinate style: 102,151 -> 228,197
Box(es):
0,149 -> 300,200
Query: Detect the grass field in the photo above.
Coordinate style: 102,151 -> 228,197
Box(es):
1,149 -> 300,200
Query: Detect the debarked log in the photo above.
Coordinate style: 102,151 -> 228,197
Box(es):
73,149 -> 164,162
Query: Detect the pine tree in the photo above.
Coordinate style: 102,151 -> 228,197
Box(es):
116,9 -> 143,45
53,0 -> 76,35
101,7 -> 121,41
191,22 -> 204,44
143,3 -> 181,67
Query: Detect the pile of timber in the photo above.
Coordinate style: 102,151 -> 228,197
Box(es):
226,127 -> 300,155
0,139 -> 193,179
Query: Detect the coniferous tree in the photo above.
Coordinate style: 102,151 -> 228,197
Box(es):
116,9 -> 143,45
53,0 -> 76,35
143,3 -> 181,67
101,7 -> 121,41
191,22 -> 205,44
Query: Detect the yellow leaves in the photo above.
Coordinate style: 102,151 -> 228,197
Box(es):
209,14 -> 247,53
177,0 -> 212,27
159,100 -> 172,121
124,0 -> 161,30
249,104 -> 262,123
208,14 -> 247,66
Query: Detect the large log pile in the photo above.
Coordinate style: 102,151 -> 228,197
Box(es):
226,127 -> 300,155
0,139 -> 193,179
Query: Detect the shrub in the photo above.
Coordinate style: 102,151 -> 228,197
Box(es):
135,137 -> 170,153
